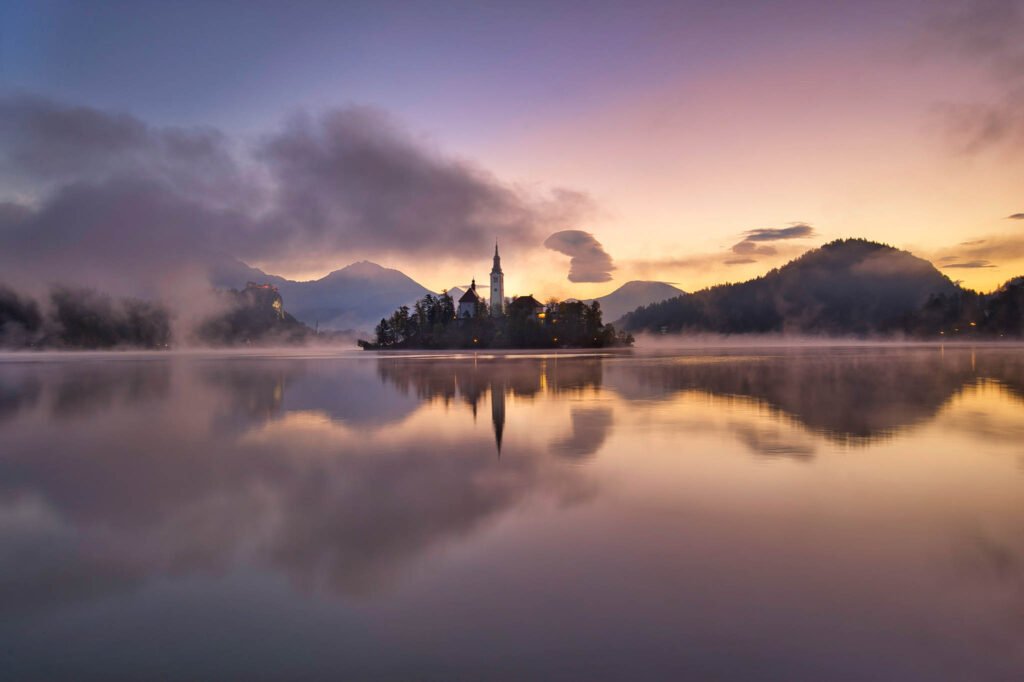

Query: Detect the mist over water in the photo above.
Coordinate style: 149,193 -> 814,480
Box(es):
2,346 -> 1024,680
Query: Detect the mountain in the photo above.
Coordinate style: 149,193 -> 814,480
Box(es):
621,239 -> 960,335
585,281 -> 686,323
211,259 -> 432,332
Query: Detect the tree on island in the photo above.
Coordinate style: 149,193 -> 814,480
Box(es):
359,291 -> 633,350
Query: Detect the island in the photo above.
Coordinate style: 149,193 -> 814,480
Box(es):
359,244 -> 633,350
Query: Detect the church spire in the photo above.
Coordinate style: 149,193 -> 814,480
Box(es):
490,240 -> 504,316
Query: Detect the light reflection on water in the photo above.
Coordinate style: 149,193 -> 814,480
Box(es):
1,347 -> 1024,680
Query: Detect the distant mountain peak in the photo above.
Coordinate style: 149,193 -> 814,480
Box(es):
210,257 -> 430,333
587,280 -> 686,323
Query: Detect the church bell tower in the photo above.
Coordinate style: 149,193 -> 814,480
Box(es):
490,242 -> 504,316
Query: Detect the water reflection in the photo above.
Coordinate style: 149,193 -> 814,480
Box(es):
1,347 -> 1024,679
606,347 -> 1024,442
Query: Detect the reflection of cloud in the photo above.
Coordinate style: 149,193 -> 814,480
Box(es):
731,422 -> 816,460
550,407 -> 614,459
0,356 -> 597,613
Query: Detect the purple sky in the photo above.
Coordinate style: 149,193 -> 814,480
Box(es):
2,0 -> 1023,296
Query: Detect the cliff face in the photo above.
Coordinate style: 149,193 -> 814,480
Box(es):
196,283 -> 312,345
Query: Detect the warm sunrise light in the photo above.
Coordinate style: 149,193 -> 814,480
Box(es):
3,2 -> 1024,680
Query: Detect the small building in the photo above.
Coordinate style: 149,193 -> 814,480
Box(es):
458,279 -> 482,318
508,295 -> 544,317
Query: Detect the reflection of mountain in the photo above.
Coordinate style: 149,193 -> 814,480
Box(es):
606,348 -> 1022,443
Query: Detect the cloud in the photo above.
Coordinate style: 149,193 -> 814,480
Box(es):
940,233 -> 1024,262
543,230 -> 615,283
943,260 -> 997,269
630,227 -> 815,277
0,95 -> 593,295
731,241 -> 776,256
930,0 -> 1024,153
0,94 -> 253,209
259,108 -> 591,262
730,223 -> 814,257
1008,213 -> 1024,220
742,224 -> 816,241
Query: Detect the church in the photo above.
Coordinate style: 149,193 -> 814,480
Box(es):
457,243 -> 505,318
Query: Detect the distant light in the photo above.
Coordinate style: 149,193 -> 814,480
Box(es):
969,321 -> 977,327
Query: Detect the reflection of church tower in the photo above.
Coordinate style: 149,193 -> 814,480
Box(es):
491,383 -> 505,454
490,242 -> 504,316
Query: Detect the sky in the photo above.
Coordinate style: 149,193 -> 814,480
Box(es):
1,0 -> 1022,299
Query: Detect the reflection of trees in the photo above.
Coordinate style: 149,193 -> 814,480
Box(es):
0,371 -> 40,422
377,356 -> 604,403
606,348 -> 1024,443
50,361 -> 171,419
377,356 -> 605,452
0,358 -> 593,616
4,347 -> 1022,620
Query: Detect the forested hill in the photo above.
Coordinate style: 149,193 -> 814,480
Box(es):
620,239 -> 988,336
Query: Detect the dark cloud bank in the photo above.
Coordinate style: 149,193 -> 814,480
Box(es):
0,95 -> 592,297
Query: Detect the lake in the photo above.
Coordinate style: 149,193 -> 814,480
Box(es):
2,346 -> 1023,680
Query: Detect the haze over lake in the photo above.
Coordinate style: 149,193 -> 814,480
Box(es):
2,346 -> 1023,680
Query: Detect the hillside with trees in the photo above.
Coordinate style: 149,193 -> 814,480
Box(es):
619,239 -> 1023,337
0,282 -> 313,349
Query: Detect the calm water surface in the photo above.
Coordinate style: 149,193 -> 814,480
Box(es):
2,346 -> 1024,680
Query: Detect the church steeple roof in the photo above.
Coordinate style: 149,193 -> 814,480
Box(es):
492,241 -> 502,273
458,279 -> 481,303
